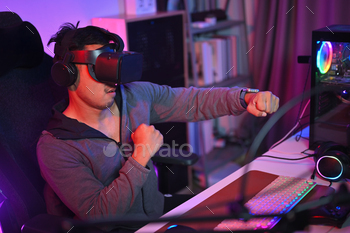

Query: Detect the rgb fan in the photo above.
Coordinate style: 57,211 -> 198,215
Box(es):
317,41 -> 333,74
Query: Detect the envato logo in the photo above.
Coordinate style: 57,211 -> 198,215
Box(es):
103,141 -> 118,157
102,141 -> 193,158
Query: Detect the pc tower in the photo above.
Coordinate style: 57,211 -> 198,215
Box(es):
310,25 -> 350,150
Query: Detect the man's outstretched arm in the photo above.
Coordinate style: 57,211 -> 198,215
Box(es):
130,82 -> 279,123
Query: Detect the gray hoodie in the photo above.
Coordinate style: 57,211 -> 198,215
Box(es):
36,81 -> 245,231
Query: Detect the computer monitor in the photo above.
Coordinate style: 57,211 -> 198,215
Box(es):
310,25 -> 350,150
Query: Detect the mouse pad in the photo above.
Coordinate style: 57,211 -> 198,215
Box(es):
156,170 -> 334,232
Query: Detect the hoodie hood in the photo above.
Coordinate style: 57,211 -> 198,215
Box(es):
46,86 -> 122,140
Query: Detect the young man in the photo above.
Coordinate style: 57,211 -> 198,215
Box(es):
37,23 -> 279,231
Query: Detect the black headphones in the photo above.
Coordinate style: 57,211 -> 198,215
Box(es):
51,27 -> 125,87
314,141 -> 350,182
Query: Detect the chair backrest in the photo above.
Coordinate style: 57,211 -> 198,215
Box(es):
0,50 -> 68,232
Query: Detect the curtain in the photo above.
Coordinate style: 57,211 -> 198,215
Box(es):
251,0 -> 350,152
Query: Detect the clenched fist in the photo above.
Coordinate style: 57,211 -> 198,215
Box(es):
245,91 -> 279,117
131,124 -> 163,167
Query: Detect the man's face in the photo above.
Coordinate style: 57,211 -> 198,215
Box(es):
73,44 -> 116,110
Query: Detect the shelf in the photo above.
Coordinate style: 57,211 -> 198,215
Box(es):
185,0 -> 251,188
202,75 -> 250,88
188,75 -> 251,88
191,20 -> 245,34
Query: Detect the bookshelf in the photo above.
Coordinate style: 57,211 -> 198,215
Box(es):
191,20 -> 245,34
185,0 -> 251,88
184,0 -> 253,188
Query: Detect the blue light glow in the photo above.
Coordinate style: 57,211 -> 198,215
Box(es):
167,225 -> 178,229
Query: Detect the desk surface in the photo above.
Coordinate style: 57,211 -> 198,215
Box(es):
137,127 -> 350,232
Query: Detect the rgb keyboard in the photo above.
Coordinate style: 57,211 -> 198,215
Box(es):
214,176 -> 317,231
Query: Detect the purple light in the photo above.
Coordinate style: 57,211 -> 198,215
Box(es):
153,163 -> 159,178
0,195 -> 4,233
0,190 -> 6,207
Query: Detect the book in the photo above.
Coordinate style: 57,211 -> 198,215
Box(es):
188,120 -> 214,155
207,38 -> 226,83
212,35 -> 237,78
228,35 -> 238,77
202,119 -> 214,154
195,40 -> 214,86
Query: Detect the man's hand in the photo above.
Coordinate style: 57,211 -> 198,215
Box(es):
245,91 -> 279,117
131,124 -> 163,167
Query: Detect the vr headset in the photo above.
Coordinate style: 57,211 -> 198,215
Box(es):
51,26 -> 143,87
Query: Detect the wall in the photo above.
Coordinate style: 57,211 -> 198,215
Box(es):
2,0 -> 125,55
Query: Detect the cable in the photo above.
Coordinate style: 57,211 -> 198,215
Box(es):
294,122 -> 311,135
269,147 -> 313,156
294,62 -> 311,126
295,121 -> 310,142
292,62 -> 311,142
337,95 -> 350,104
268,149 -> 306,155
249,87 -> 328,160
239,85 -> 334,208
301,148 -> 314,155
0,189 -> 7,200
260,154 -> 313,161
299,136 -> 309,140
295,124 -> 303,142
269,99 -> 310,150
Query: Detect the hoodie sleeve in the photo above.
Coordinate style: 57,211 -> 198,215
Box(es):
37,132 -> 152,223
135,82 -> 246,123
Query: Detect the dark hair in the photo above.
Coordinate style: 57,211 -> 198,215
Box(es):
48,22 -> 111,62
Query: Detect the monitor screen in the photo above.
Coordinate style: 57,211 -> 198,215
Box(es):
127,14 -> 185,87
126,14 -> 187,147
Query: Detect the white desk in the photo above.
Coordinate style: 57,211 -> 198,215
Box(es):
137,127 -> 350,232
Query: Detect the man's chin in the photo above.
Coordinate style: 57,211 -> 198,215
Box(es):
106,99 -> 115,108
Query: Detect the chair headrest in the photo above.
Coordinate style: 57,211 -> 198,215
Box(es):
0,11 -> 44,77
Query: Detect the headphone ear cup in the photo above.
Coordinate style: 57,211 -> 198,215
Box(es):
113,33 -> 124,52
314,142 -> 345,162
95,27 -> 124,52
51,61 -> 77,87
314,142 -> 350,181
